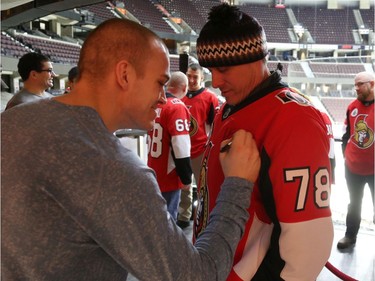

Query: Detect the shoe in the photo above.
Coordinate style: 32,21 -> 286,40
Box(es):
337,236 -> 356,249
176,220 -> 190,229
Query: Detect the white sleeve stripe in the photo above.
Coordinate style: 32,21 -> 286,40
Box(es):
171,135 -> 191,159
279,217 -> 334,281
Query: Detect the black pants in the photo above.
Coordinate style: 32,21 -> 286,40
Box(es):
344,165 -> 374,238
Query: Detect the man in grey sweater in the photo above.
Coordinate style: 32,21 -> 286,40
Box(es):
5,52 -> 55,110
1,18 -> 260,281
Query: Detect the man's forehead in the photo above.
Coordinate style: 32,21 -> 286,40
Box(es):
43,61 -> 53,68
356,73 -> 372,81
187,70 -> 202,76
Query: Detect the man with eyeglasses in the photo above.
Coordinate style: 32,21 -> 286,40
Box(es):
5,52 -> 56,110
337,71 -> 374,249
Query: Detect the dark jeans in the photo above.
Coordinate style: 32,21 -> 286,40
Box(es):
162,189 -> 181,221
344,165 -> 374,238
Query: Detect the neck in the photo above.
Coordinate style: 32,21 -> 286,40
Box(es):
22,83 -> 46,96
55,82 -> 117,133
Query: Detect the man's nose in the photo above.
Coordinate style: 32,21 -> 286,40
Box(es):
158,91 -> 167,104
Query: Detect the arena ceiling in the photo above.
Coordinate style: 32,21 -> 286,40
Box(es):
1,0 -> 105,30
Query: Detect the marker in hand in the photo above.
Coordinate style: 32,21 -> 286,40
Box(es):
220,141 -> 232,153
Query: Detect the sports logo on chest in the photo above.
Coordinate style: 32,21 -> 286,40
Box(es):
189,115 -> 198,136
350,114 -> 374,149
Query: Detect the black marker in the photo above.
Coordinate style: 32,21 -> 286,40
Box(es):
220,141 -> 232,153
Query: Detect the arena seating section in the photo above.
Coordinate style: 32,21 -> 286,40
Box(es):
240,4 -> 291,43
291,6 -> 357,44
2,0 -> 373,67
320,97 -> 355,123
309,62 -> 366,78
1,0 -> 374,123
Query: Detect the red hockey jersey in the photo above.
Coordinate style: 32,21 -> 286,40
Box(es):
194,84 -> 333,280
147,96 -> 191,192
182,88 -> 219,158
342,99 -> 374,175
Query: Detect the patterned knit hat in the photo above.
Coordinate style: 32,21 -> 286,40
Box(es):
197,4 -> 268,67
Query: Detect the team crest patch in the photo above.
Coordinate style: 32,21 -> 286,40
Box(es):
350,114 -> 374,149
189,116 -> 198,137
194,153 -> 210,237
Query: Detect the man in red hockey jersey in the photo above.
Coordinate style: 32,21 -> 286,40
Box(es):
337,71 -> 374,249
147,71 -> 193,221
177,63 -> 219,228
194,4 -> 334,280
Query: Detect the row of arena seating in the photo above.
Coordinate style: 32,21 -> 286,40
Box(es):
1,32 -> 368,80
2,0 -> 374,63
1,0 -> 372,124
320,97 -> 355,123
308,62 -> 366,78
18,0 -> 369,46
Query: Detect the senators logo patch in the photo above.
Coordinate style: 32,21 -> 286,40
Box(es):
350,114 -> 374,149
194,157 -> 210,238
189,115 -> 198,137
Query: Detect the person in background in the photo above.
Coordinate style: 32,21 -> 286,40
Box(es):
194,4 -> 333,280
5,52 -> 56,110
1,18 -> 261,281
177,63 -> 219,229
64,66 -> 79,93
147,71 -> 192,221
337,71 -> 374,249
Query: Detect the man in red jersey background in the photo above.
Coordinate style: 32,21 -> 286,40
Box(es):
337,71 -> 374,249
148,71 -> 193,221
194,4 -> 333,280
177,63 -> 219,228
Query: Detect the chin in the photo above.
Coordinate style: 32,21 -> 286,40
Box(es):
140,120 -> 154,131
147,121 -> 155,130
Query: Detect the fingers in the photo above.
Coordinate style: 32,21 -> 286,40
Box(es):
220,130 -> 260,183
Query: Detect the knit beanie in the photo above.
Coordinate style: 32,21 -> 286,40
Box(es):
197,4 -> 268,68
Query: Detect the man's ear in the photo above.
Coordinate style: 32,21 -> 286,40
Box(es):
115,60 -> 132,90
29,70 -> 38,80
182,84 -> 187,94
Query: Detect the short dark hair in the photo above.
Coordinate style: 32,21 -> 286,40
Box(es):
17,52 -> 50,81
188,63 -> 203,72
